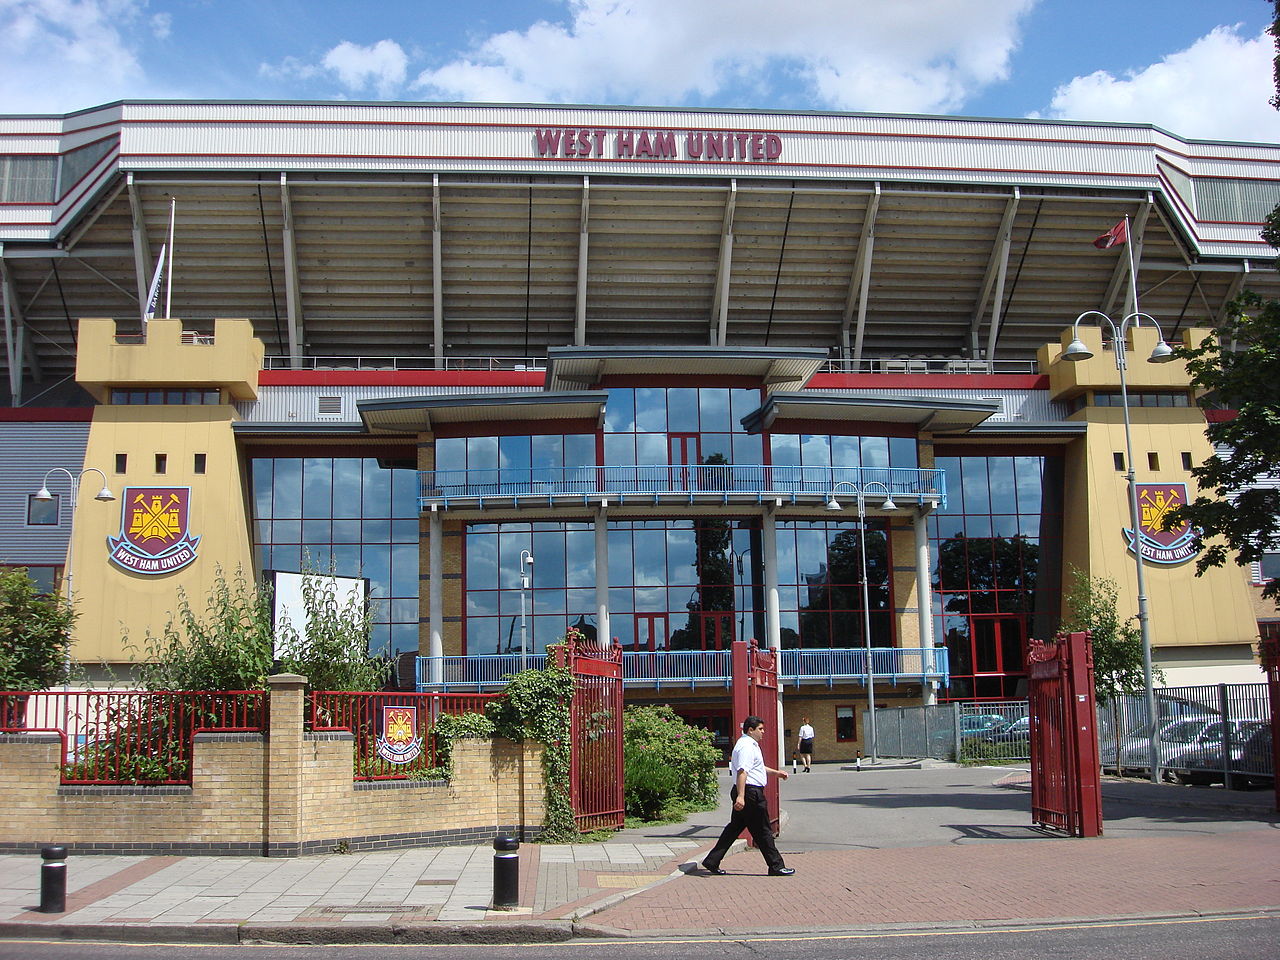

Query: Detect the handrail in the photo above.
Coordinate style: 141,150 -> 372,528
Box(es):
415,647 -> 949,692
419,464 -> 946,509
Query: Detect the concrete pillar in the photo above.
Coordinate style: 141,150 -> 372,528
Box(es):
265,673 -> 307,857
429,508 -> 443,684
913,508 -> 937,705
595,504 -> 611,647
761,506 -> 781,651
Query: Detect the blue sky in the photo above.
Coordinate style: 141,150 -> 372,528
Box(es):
2,0 -> 1278,141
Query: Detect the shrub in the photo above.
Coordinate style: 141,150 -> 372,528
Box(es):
622,705 -> 720,819
959,736 -> 1030,765
0,566 -> 78,692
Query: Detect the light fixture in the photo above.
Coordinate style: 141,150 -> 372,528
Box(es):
825,497 -> 841,511
1062,337 -> 1093,362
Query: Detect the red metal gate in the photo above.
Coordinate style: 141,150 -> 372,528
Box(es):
561,637 -> 625,831
1026,630 -> 1103,838
1261,633 -> 1280,814
730,639 -> 781,833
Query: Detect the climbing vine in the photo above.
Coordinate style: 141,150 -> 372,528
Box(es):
485,641 -> 579,843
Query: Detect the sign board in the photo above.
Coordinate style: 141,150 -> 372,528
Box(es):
269,570 -> 369,659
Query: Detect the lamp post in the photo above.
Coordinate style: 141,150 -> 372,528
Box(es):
826,479 -> 898,763
33,467 -> 115,730
518,549 -> 534,672
1061,310 -> 1175,783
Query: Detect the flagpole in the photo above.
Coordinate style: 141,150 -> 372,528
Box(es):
1124,215 -> 1139,322
164,197 -> 176,320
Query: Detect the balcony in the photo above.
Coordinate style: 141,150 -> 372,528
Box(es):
415,647 -> 949,692
419,465 -> 947,512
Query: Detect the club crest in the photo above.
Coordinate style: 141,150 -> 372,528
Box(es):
1122,483 -> 1200,565
376,706 -> 424,764
107,487 -> 201,574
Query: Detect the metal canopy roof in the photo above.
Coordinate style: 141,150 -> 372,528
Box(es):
358,391 -> 607,434
3,102 -> 1279,403
543,345 -> 828,392
742,392 -> 1001,434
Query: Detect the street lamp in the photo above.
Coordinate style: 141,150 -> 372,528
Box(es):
826,479 -> 898,763
1062,310 -> 1175,783
519,549 -> 534,671
34,467 -> 115,728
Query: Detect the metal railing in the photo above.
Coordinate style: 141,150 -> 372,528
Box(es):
416,646 -> 949,692
420,464 -> 946,509
0,689 -> 265,785
310,690 -> 502,781
820,358 -> 1040,375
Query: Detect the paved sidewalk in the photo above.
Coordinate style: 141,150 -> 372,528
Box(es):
0,764 -> 1275,944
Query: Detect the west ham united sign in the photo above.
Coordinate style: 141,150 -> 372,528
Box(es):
376,706 -> 424,764
1122,483 -> 1200,566
107,487 -> 201,574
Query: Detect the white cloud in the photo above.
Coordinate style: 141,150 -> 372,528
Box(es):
0,0 -> 155,112
1041,26 -> 1280,141
414,0 -> 1036,113
321,40 -> 408,97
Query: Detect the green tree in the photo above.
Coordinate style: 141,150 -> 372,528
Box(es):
0,567 -> 78,691
1060,570 -> 1157,701
275,572 -> 388,692
1165,292 -> 1280,606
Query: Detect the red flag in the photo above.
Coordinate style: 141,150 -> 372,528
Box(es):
1093,220 -> 1128,249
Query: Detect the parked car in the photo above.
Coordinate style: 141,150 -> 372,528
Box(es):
959,713 -> 1008,737
1165,722 -> 1273,789
1105,716 -> 1239,776
982,715 -> 1030,743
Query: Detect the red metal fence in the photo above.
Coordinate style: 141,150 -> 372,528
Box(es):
0,689 -> 265,785
1027,631 -> 1103,837
558,638 -> 625,831
1262,635 -> 1280,813
310,690 -> 500,781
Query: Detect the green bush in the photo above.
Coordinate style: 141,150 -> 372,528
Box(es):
622,705 -> 720,820
959,737 -> 1030,765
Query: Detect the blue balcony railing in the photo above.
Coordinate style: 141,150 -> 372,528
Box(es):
419,465 -> 946,510
415,647 -> 949,692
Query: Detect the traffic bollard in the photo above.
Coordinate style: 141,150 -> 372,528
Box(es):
39,845 -> 67,913
492,835 -> 519,909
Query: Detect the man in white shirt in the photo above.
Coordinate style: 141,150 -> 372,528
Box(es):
701,715 -> 794,876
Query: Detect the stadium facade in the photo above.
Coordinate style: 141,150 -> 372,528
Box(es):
1,101 -> 1276,759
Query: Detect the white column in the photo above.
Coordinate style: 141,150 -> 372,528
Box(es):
761,506 -> 781,651
913,508 -> 937,705
428,508 -> 443,685
595,503 -> 611,647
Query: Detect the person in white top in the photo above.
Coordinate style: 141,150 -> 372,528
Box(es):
796,717 -> 815,773
701,715 -> 793,876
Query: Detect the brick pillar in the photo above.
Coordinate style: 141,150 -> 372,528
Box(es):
265,673 -> 307,857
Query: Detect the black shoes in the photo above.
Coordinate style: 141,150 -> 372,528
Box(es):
769,867 -> 795,876
702,862 -> 727,875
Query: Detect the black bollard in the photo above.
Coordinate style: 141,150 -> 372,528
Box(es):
492,835 -> 519,909
39,845 -> 67,913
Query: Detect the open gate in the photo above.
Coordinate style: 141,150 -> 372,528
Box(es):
1261,634 -> 1280,814
1027,631 -> 1103,837
561,637 -> 624,831
731,639 -> 781,833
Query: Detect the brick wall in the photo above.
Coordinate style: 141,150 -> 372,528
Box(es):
0,677 -> 545,857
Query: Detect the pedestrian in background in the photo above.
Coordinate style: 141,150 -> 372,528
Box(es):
796,716 -> 815,772
702,715 -> 794,876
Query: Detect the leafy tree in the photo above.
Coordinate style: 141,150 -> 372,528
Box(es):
275,571 -> 388,692
1165,292 -> 1280,606
621,704 -> 720,819
0,567 -> 78,691
1059,569 -> 1159,701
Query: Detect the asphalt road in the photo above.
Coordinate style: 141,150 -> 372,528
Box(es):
2,914 -> 1277,960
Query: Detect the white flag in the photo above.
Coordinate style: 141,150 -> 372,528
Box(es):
143,243 -> 166,322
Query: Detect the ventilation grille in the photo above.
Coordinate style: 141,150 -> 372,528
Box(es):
316,395 -> 343,417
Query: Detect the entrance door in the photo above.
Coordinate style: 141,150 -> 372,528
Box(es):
668,433 -> 700,491
698,611 -> 735,650
970,615 -> 1026,699
634,613 -> 669,652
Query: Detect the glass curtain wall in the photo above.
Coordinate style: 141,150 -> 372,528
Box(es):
251,457 -> 420,657
929,454 -> 1063,701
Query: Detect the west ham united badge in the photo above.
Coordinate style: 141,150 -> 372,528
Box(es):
1123,483 -> 1200,565
376,706 -> 424,764
107,487 -> 201,574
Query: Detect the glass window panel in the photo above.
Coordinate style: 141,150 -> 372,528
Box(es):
960,458 -> 990,515
332,519 -> 362,543
565,588 -> 596,616
603,388 -> 635,432
635,433 -> 666,465
331,459 -> 363,517
271,519 -> 301,543
732,432 -> 762,465
1014,457 -> 1042,514
499,526 -> 534,589
466,436 -> 499,472
987,458 -> 1016,512
633,585 -> 665,611
468,590 -> 499,617
832,435 -> 861,468
701,433 -> 732,463
436,437 -> 465,470
609,587 -> 632,615
361,458 -> 393,517
390,598 -> 418,622
390,518 -> 417,542
565,528 -> 594,586
302,518 -> 331,543
252,461 -> 273,519
532,528 -> 566,590
634,387 -> 667,432
1017,514 -> 1040,538
992,514 -> 1020,538
533,589 -> 566,616
390,466 -> 417,517
531,434 -> 560,470
771,433 -> 801,466
699,389 -> 731,432
800,434 -> 831,467
632,530 -> 667,587
889,436 -> 917,468
608,528 -> 633,589
860,436 -> 889,469
389,543 -> 417,597
301,458 -> 332,517
361,544 -> 391,594
665,527 -> 696,584
271,458 -> 302,519
730,388 -> 760,429
933,514 -> 964,541
604,433 -> 635,466
563,434 -> 595,468
269,545 -> 302,572
667,388 -> 698,431
328,544 -> 359,579
965,515 -> 993,538
389,622 -> 418,656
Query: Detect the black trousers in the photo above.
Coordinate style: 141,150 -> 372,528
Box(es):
702,784 -> 785,872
